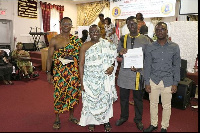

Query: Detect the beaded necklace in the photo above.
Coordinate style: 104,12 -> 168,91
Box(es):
128,33 -> 140,38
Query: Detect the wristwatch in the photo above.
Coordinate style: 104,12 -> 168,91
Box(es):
46,70 -> 51,74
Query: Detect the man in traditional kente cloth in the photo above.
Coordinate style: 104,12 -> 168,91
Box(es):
46,17 -> 82,130
78,24 -> 118,132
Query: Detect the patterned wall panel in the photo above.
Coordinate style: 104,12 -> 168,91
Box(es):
18,0 -> 37,18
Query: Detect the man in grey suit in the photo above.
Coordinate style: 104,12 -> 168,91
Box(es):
115,16 -> 151,131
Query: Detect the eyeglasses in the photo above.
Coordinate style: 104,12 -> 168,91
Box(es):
127,23 -> 137,27
62,23 -> 72,26
89,31 -> 99,34
155,28 -> 167,32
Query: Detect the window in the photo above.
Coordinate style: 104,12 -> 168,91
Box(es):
50,8 -> 60,34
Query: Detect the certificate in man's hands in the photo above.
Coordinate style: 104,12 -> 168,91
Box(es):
123,47 -> 143,68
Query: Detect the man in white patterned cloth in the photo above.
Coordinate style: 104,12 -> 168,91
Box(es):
78,24 -> 118,132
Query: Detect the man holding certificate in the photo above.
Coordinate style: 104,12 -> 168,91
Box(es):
115,16 -> 151,131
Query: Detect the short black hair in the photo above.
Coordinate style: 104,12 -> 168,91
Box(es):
155,22 -> 167,29
126,16 -> 136,24
140,25 -> 148,34
136,13 -> 144,21
89,24 -> 99,32
60,17 -> 72,23
105,17 -> 111,25
90,24 -> 98,28
99,13 -> 104,17
82,29 -> 88,36
81,30 -> 88,43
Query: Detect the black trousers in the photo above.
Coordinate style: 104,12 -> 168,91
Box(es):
0,64 -> 12,81
119,87 -> 143,123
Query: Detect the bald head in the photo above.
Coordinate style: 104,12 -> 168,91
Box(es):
89,24 -> 100,41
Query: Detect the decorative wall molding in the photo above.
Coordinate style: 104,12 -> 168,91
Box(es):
77,1 -> 109,26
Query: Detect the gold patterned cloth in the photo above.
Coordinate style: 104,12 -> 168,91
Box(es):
98,21 -> 106,39
77,1 -> 109,26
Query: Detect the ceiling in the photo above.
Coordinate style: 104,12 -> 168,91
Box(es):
72,0 -> 101,1
40,0 -> 107,4
66,0 -> 102,4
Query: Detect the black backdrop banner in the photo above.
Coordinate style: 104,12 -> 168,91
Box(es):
18,0 -> 37,18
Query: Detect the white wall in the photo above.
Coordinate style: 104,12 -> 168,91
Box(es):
170,21 -> 198,73
13,0 -> 42,47
0,0 -> 78,51
0,0 -> 14,20
0,0 -> 14,50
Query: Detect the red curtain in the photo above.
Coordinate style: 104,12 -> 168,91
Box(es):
40,1 -> 64,46
52,4 -> 64,33
52,4 -> 64,21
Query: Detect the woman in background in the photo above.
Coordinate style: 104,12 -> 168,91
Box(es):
12,42 -> 38,78
136,13 -> 146,33
98,13 -> 106,39
104,17 -> 118,46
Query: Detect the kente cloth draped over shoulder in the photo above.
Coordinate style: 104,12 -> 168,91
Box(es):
53,34 -> 81,114
79,38 -> 118,126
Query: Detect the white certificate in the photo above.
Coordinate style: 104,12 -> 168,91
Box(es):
123,47 -> 143,68
59,57 -> 74,65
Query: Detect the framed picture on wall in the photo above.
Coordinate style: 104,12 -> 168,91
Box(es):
18,0 -> 37,18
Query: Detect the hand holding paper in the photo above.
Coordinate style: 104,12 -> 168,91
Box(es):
123,47 -> 143,68
119,48 -> 127,56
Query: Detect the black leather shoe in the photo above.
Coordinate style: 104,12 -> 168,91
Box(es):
32,73 -> 39,78
161,128 -> 167,132
136,122 -> 144,131
115,118 -> 127,126
143,125 -> 158,132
